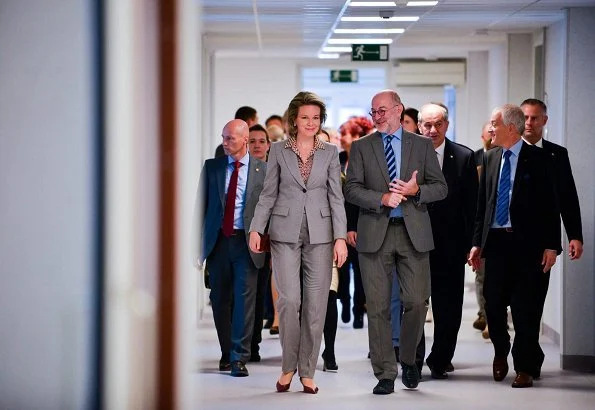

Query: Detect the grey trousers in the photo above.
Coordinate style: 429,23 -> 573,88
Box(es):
358,222 -> 430,380
271,215 -> 333,378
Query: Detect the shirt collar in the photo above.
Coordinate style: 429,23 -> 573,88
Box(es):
435,139 -> 446,157
284,135 -> 326,151
506,138 -> 524,158
522,136 -> 543,148
227,151 -> 250,166
381,126 -> 403,142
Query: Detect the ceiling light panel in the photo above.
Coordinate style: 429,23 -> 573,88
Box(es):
335,28 -> 405,33
328,38 -> 394,44
350,1 -> 397,6
341,16 -> 420,21
407,1 -> 438,6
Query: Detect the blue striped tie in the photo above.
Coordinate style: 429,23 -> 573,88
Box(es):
495,150 -> 512,226
384,135 -> 397,182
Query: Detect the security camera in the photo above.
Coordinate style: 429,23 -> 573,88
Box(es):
379,10 -> 394,19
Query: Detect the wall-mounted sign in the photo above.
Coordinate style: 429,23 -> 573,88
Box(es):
330,70 -> 359,83
351,44 -> 389,61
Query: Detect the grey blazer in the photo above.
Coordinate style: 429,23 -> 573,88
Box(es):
344,130 -> 447,253
250,140 -> 347,244
195,154 -> 267,268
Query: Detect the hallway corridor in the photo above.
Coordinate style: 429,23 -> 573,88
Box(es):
194,281 -> 595,409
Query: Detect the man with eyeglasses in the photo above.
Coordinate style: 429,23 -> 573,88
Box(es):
417,103 -> 478,379
344,89 -> 447,394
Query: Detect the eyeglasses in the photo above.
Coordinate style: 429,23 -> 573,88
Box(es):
369,105 -> 398,118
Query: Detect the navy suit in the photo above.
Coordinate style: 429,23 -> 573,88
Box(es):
196,154 -> 266,363
473,142 -> 560,376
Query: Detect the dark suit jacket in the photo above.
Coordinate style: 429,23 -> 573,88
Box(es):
473,142 -> 561,258
429,139 -> 478,265
195,154 -> 267,268
345,130 -> 448,253
541,139 -> 583,242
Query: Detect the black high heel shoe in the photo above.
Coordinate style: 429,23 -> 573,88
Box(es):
300,377 -> 319,394
275,369 -> 296,393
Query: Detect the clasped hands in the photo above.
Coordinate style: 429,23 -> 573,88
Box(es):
382,170 -> 419,208
249,232 -> 348,268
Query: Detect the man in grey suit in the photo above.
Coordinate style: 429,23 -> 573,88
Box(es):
195,119 -> 267,377
344,89 -> 447,394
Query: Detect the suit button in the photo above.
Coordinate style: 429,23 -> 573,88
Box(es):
303,188 -> 307,193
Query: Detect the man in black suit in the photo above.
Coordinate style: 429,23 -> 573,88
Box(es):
195,119 -> 267,377
469,104 -> 561,388
521,98 -> 583,259
418,103 -> 478,379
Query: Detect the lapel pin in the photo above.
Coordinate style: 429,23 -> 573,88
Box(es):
255,167 -> 260,172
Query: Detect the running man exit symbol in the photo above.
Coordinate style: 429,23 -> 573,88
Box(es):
351,44 -> 389,61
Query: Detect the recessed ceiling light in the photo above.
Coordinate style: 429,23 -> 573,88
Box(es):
328,38 -> 393,44
323,46 -> 353,53
341,16 -> 419,22
407,1 -> 438,6
335,28 -> 405,34
350,1 -> 396,6
318,53 -> 340,59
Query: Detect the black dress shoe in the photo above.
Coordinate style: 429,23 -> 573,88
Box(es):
248,353 -> 261,362
269,325 -> 279,335
430,368 -> 448,379
393,346 -> 400,363
263,319 -> 273,329
445,362 -> 454,373
372,378 -> 394,395
231,361 -> 249,377
511,372 -> 533,388
353,313 -> 364,329
341,303 -> 351,323
219,354 -> 231,371
493,355 -> 509,382
426,360 -> 448,379
402,362 -> 420,388
323,358 -> 338,372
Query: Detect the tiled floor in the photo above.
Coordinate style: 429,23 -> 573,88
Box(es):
195,282 -> 595,409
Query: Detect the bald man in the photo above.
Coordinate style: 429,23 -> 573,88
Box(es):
195,119 -> 267,377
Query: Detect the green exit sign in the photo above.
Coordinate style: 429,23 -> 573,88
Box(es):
351,44 -> 389,61
330,70 -> 359,83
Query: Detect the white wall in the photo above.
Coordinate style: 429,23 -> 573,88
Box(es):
542,18 -> 567,339
465,51 -> 490,150
488,43 -> 508,110
177,0 -> 202,406
560,7 -> 595,362
507,33 -> 533,105
211,57 -> 301,146
0,1 -> 95,407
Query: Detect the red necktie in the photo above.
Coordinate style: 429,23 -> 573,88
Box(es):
222,161 -> 241,237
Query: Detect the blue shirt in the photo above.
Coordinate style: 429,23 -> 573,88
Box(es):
382,128 -> 403,218
225,152 -> 249,229
491,138 -> 523,228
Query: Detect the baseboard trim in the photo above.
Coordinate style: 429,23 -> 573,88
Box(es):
542,322 -> 560,346
561,355 -> 595,373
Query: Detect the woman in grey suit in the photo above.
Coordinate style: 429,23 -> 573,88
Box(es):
249,91 -> 347,394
